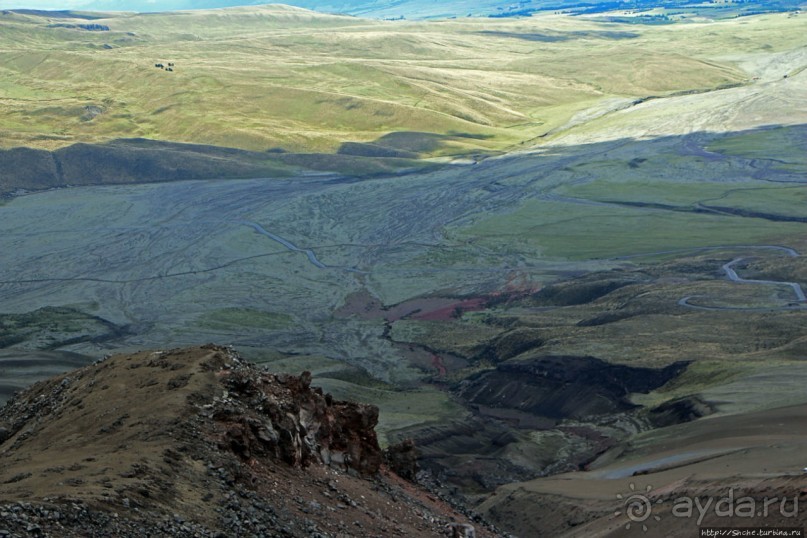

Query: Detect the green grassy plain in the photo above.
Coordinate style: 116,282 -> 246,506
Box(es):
455,196 -> 807,260
2,6 -> 801,159
708,125 -> 807,169
198,307 -> 294,330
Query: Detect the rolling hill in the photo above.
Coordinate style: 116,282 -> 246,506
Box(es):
1,3 -> 792,182
7,0 -> 805,19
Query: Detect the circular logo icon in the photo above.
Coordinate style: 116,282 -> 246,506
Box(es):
615,483 -> 662,531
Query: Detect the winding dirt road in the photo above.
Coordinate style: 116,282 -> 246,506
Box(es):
678,248 -> 806,310
722,257 -> 806,302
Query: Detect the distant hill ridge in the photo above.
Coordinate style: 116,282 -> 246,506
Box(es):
8,0 -> 803,19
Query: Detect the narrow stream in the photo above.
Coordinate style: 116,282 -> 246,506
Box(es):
239,220 -> 368,274
239,220 -> 328,269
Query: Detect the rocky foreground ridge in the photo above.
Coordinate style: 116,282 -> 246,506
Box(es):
0,345 -> 493,537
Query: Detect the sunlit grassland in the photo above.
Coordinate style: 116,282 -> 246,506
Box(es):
708,125 -> 807,171
559,181 -> 807,216
454,199 -> 807,260
2,7 -> 801,156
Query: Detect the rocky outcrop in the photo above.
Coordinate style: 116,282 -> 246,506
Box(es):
0,345 -> 495,537
212,362 -> 382,476
383,438 -> 419,481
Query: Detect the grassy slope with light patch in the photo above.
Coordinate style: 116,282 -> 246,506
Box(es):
2,5 -> 792,160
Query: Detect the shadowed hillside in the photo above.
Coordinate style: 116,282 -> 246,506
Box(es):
0,136 -> 453,196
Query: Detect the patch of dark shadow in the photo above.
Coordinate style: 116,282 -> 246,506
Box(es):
151,105 -> 174,115
105,138 -> 262,158
337,142 -> 418,159
479,30 -> 639,42
589,30 -> 642,39
387,417 -> 543,491
81,105 -> 104,122
9,9 -> 107,19
388,413 -> 616,494
63,139 -> 287,185
477,328 -> 545,363
477,314 -> 520,330
0,353 -> 90,369
0,335 -> 26,348
633,82 -> 747,107
275,152 -> 439,178
315,366 -> 390,389
612,200 -> 807,223
644,395 -> 715,428
456,356 -> 690,421
700,205 -> 807,223
0,385 -> 21,400
489,8 -> 539,18
2,472 -> 31,484
334,97 -> 362,110
0,353 -> 92,393
167,374 -> 191,390
0,306 -> 127,351
47,23 -> 110,31
0,147 -> 60,191
372,131 -> 454,154
0,138 -> 300,196
98,414 -> 130,434
628,157 -> 647,168
603,200 -> 710,214
41,466 -> 65,474
532,279 -> 635,306
480,30 -> 567,42
577,311 -> 638,327
601,15 -> 676,24
44,329 -> 128,350
446,131 -> 495,140
383,439 -> 417,482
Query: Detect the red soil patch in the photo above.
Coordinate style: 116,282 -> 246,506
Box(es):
431,354 -> 448,377
392,344 -> 468,377
335,291 -> 490,322
411,298 -> 487,321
